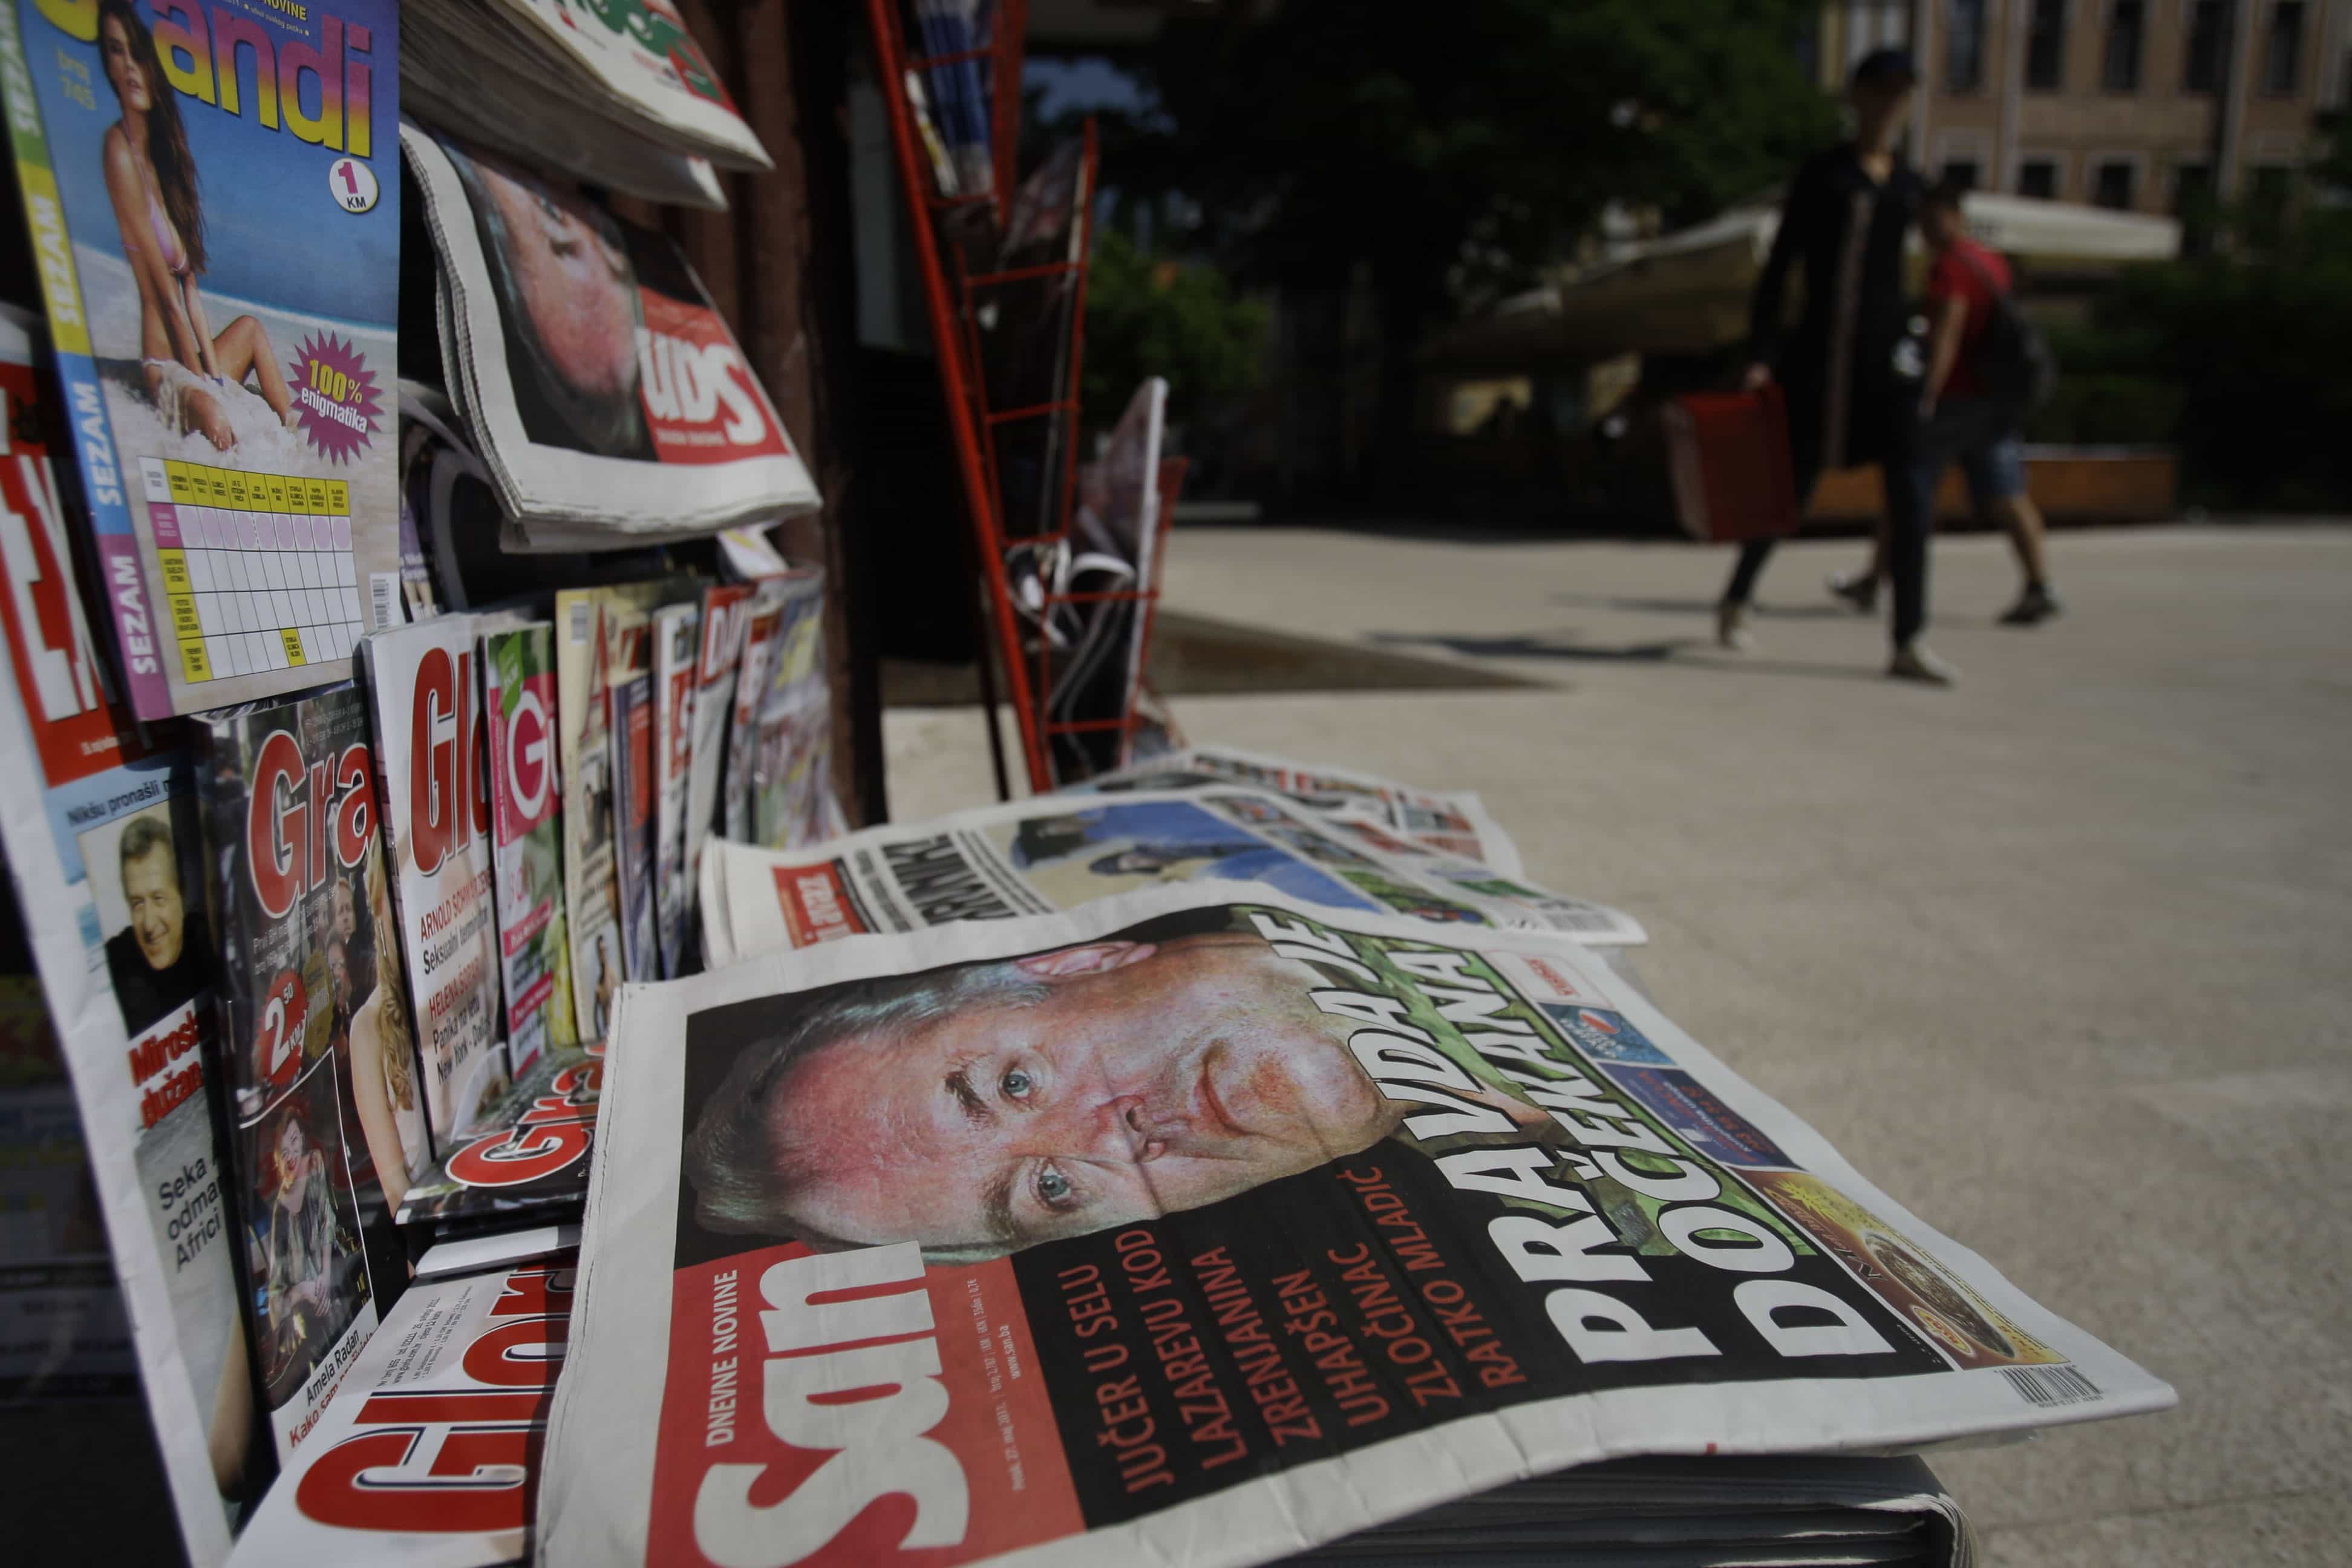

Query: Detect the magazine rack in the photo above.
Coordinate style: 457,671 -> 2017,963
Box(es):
867,2 -> 1158,793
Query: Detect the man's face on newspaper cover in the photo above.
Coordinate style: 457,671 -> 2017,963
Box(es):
477,156 -> 639,410
759,934 -> 1393,1254
123,843 -> 186,972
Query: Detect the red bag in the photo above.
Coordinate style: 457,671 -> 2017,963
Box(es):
1662,384 -> 1799,542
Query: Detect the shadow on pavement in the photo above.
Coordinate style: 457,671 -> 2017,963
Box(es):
1546,592 -> 1863,621
1373,630 -> 1884,682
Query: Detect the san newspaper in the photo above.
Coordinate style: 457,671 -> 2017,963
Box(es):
541,886 -> 2171,1567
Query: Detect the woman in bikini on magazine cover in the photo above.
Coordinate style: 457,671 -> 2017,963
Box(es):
96,0 -> 297,452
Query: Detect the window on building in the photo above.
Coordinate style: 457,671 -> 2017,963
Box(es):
2172,163 -> 2213,215
2027,0 -> 2069,90
2184,0 -> 2226,91
2249,163 -> 2296,245
2092,160 -> 2138,209
1947,0 -> 1989,91
2174,162 -> 2216,251
2019,159 -> 2060,199
2103,0 -> 2145,91
2265,2 -> 2306,96
1940,159 -> 1982,191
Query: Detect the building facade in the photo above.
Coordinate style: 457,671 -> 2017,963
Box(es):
1812,1 -> 2350,211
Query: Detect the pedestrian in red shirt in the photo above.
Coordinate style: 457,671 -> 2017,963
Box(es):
1828,180 -> 2062,650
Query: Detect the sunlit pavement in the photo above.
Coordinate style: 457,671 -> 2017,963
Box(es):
888,521 -> 2352,1567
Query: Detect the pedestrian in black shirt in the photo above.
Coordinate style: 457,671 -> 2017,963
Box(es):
1716,49 -> 1953,682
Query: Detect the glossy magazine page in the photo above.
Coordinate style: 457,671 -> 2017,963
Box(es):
229,1252 -> 573,1566
543,885 -> 2171,1567
748,566 -> 835,849
194,684 -> 417,1463
719,580 -> 789,844
0,0 -> 402,717
483,621 -> 577,1075
604,607 -> 658,983
358,617 -> 510,1158
650,601 -> 699,978
683,583 -> 751,901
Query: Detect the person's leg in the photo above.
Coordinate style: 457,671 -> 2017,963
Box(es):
1884,409 -> 1958,682
1827,521 -> 1885,612
1999,492 -> 2050,587
212,315 -> 296,423
1723,539 -> 1774,603
1719,442 -> 1821,647
1964,430 -> 2061,624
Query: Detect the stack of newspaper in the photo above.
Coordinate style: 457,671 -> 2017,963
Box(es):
400,0 -> 773,208
534,869 -> 2167,1565
402,122 -> 823,550
221,750 -> 2164,1567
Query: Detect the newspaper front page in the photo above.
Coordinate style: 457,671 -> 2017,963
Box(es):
702,788 -> 1643,967
0,309 -> 246,1562
541,886 -> 2170,1566
1089,746 -> 1527,875
402,123 -> 820,540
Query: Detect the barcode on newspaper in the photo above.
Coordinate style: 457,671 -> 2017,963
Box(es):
1550,907 -> 1615,932
569,601 -> 592,645
368,571 -> 401,630
2001,1364 -> 2101,1408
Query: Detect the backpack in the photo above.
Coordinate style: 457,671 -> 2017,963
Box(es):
1956,246 -> 2058,416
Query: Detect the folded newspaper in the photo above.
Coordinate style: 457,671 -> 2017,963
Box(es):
702,786 -> 1645,967
227,1242 -> 1978,1568
1088,745 -> 1529,874
541,884 -> 2170,1566
403,122 -> 820,543
401,0 -> 769,207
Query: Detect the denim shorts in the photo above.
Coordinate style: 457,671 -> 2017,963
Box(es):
1921,399 -> 2026,508
1958,430 -> 2026,507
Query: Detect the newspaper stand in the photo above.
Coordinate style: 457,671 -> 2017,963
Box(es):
867,2 -> 1155,794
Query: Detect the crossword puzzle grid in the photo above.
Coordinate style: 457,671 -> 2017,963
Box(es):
140,457 -> 366,684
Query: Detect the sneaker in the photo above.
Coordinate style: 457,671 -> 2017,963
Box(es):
1716,599 -> 1754,651
1887,642 -> 1959,685
1998,585 -> 2063,626
1826,570 -> 1878,615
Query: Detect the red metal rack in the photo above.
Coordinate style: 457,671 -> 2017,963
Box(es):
867,1 -> 1158,794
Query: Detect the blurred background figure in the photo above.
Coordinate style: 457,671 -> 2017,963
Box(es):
1829,180 -> 2061,632
1715,48 -> 1922,656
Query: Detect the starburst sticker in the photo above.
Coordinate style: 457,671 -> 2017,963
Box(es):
287,333 -> 382,464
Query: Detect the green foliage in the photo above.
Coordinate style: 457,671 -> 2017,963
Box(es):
1072,0 -> 1837,310
2022,373 -> 2185,447
1080,229 -> 1268,434
2054,240 -> 2352,507
2133,258 -> 2352,509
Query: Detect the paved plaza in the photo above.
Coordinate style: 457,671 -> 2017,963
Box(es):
887,523 -> 2352,1566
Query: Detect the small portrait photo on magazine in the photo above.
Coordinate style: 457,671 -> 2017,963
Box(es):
82,799 -> 212,1039
246,1062 -> 369,1405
